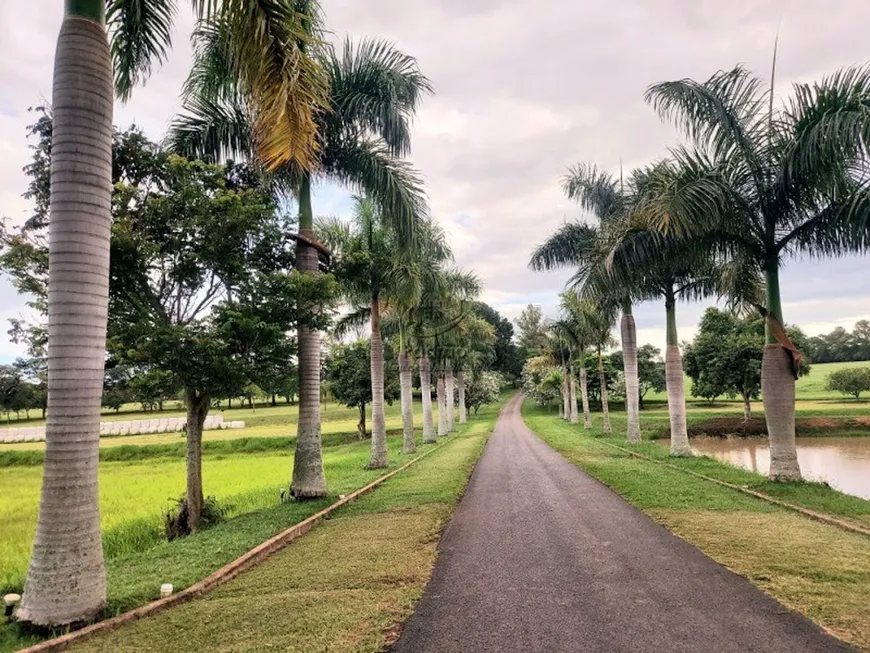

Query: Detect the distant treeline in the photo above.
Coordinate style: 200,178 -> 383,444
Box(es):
806,320 -> 870,364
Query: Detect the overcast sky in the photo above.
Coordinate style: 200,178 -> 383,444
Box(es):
1,0 -> 869,362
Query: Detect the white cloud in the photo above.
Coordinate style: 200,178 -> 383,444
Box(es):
1,0 -> 869,362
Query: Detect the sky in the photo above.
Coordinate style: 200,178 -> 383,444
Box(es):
1,0 -> 869,362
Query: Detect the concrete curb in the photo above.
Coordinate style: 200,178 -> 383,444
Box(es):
18,436 -> 456,653
597,439 -> 870,538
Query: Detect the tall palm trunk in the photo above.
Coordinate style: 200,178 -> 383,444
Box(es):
597,347 -> 611,434
763,265 -> 801,480
568,371 -> 579,424
561,364 -> 571,421
445,363 -> 456,432
579,364 -> 591,428
184,389 -> 210,532
436,373 -> 447,437
19,4 -> 112,626
665,296 -> 690,456
420,354 -> 436,443
621,305 -> 642,443
457,370 -> 467,424
292,174 -> 327,497
398,349 -> 415,453
368,295 -> 388,468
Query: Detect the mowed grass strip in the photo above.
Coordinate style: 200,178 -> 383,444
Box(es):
71,404 -> 499,653
523,405 -> 870,651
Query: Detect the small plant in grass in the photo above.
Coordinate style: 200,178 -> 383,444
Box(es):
826,368 -> 870,401
164,496 -> 234,541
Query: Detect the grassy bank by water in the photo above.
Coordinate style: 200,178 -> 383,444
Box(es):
523,403 -> 870,650
65,399 -> 500,652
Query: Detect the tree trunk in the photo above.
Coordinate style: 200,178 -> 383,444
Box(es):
18,6 -> 112,627
185,389 -> 210,533
368,296 -> 388,468
445,362 -> 456,432
763,344 -> 801,480
569,373 -> 579,424
621,308 -> 642,443
579,364 -> 591,428
420,354 -> 436,443
561,364 -> 570,421
457,370 -> 467,424
291,174 -> 327,498
665,296 -> 690,456
271,393 -> 277,407
357,403 -> 366,438
742,392 -> 752,422
597,348 -> 611,434
398,351 -> 415,453
437,373 -> 447,437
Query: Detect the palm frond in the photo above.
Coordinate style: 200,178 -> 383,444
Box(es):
561,163 -> 622,219
192,0 -> 330,172
528,221 -> 599,272
645,66 -> 766,167
324,38 -> 432,157
333,305 -> 372,340
323,138 -> 428,246
166,94 -> 253,162
108,0 -> 178,100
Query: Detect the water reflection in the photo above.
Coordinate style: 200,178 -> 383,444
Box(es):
671,437 -> 870,500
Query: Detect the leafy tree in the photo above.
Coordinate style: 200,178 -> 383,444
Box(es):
644,65 -> 870,480
127,368 -> 178,412
826,368 -> 870,401
472,302 -> 523,381
521,357 -> 561,408
326,340 -> 400,437
16,0 -> 330,625
611,344 -> 665,409
515,304 -> 549,358
465,371 -> 503,414
807,321 -> 870,363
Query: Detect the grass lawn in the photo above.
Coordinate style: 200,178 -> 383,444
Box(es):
0,399 -> 440,451
523,403 -> 870,650
0,397 -> 503,653
643,359 -> 870,404
49,399 -> 500,653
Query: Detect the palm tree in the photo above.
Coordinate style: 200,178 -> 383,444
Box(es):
452,315 -> 496,424
173,35 -> 431,494
588,174 -> 731,455
320,196 -> 428,468
643,65 -> 870,479
19,0 -> 328,627
530,164 -> 643,443
585,301 -> 619,435
553,291 -> 599,427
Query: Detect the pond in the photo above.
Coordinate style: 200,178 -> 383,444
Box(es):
667,437 -> 870,500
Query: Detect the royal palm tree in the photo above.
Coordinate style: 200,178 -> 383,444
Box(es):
319,196 -> 428,468
643,65 -> 870,479
172,35 -> 431,494
553,291 -> 599,427
20,0 -> 328,627
584,301 -> 619,435
530,164 -> 643,443
452,316 -> 496,424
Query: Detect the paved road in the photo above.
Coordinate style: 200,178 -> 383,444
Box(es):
393,394 -> 854,653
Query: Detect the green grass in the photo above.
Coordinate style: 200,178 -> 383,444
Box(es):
644,359 -> 870,404
0,399 -> 441,451
523,402 -> 870,650
8,399 -> 505,653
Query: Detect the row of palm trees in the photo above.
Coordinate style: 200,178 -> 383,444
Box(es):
321,196 -> 495,468
20,0 -> 450,629
532,63 -> 870,479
